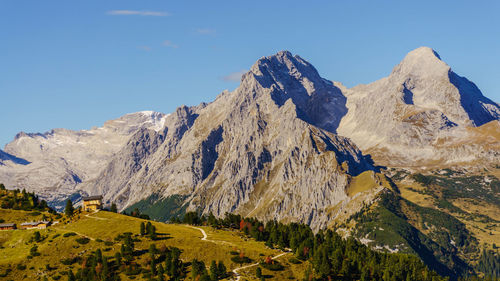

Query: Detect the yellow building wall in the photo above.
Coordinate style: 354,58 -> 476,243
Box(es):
83,200 -> 101,211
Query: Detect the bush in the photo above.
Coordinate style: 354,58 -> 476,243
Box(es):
288,257 -> 302,264
230,256 -> 252,264
29,211 -> 41,216
230,251 -> 239,255
104,241 -> 114,246
52,234 -> 60,239
63,232 -> 76,238
75,237 -> 90,244
16,264 -> 26,270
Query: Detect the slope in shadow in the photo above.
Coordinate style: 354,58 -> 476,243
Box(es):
0,150 -> 30,165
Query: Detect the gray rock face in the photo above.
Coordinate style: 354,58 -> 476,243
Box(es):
1,47 -> 498,229
0,111 -> 168,208
83,51 -> 377,230
337,47 -> 500,168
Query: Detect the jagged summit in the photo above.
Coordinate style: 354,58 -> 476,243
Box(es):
392,46 -> 449,78
243,50 -> 347,133
247,50 -> 325,95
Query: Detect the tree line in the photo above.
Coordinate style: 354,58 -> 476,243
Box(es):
179,211 -> 450,281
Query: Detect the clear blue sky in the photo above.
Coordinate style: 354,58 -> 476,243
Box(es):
1,1 -> 499,148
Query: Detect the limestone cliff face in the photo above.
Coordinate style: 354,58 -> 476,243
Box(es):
84,51 -> 378,230
337,47 -> 500,169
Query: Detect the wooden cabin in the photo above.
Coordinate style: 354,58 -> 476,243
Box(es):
20,221 -> 50,229
82,195 -> 103,212
0,223 -> 16,230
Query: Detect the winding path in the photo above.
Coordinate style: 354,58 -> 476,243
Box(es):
232,252 -> 288,281
84,210 -> 108,220
185,225 -> 236,246
185,225 -> 289,281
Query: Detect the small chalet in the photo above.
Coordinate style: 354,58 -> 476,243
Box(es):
0,223 -> 16,230
82,195 -> 103,212
20,221 -> 51,229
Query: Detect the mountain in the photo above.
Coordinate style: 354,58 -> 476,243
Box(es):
0,47 -> 499,278
337,47 -> 500,169
0,111 -> 168,209
83,51 -> 383,230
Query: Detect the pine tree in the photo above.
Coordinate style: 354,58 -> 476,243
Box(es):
114,252 -> 122,266
210,260 -> 218,280
140,222 -> 146,236
65,199 -> 74,217
33,231 -> 41,242
256,267 -> 262,278
150,225 -> 157,240
67,270 -> 75,281
217,261 -> 226,279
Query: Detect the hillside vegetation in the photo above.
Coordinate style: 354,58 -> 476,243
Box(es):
0,205 -> 452,281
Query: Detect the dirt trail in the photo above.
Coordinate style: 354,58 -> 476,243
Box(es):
185,225 -> 289,281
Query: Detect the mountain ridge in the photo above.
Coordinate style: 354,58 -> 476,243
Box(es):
0,46 -> 498,220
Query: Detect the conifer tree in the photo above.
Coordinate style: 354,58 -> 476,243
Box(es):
65,199 -> 74,217
140,222 -> 146,236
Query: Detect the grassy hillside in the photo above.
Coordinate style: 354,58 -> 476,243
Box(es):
348,168 -> 500,279
0,208 -> 451,281
0,209 -> 302,281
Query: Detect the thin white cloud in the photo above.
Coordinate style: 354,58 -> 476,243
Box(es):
162,40 -> 179,48
137,46 -> 152,51
196,28 -> 216,35
222,70 -> 247,82
107,10 -> 170,17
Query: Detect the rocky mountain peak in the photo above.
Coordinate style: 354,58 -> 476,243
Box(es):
391,46 -> 450,78
247,50 -> 325,96
242,51 -> 347,133
338,47 -> 500,168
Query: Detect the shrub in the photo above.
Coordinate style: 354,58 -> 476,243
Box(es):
16,264 -> 26,270
75,237 -> 90,244
104,241 -> 114,246
230,256 -> 252,264
63,232 -> 76,238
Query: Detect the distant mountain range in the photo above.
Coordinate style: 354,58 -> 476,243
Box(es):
1,47 -> 499,277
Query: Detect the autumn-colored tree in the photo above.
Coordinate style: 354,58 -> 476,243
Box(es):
265,256 -> 273,264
